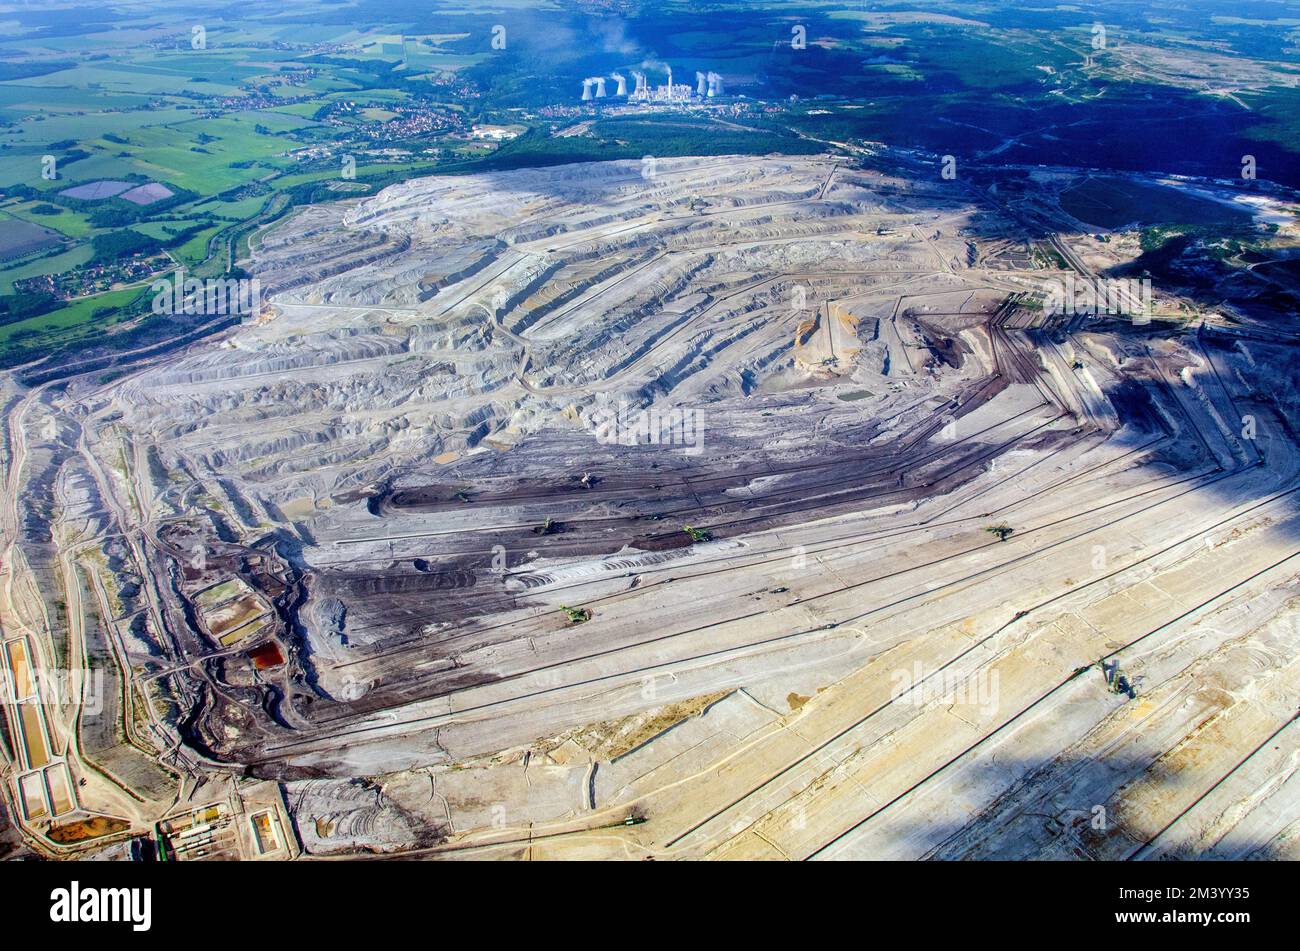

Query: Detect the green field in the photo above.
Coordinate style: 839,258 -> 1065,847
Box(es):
0,284 -> 142,356
1,199 -> 93,238
1059,177 -> 1254,230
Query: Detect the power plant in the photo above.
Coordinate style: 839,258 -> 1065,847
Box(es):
580,76 -> 610,100
580,64 -> 723,103
627,62 -> 697,102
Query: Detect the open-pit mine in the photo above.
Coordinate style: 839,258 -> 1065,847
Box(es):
4,153 -> 1300,861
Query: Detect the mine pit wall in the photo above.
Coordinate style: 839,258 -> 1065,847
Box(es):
151,519 -> 309,755
77,578 -> 179,801
148,333 -> 409,387
509,248 -> 663,336
486,259 -> 565,321
259,202 -> 354,248
13,409 -> 86,669
652,311 -> 777,395
248,387 -> 1053,748
18,315 -> 245,388
416,239 -> 508,302
0,388 -> 18,473
256,231 -> 410,298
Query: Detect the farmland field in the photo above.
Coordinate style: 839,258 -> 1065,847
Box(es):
1060,177 -> 1256,229
0,216 -> 62,260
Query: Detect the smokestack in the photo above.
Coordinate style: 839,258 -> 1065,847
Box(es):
611,72 -> 627,95
667,64 -> 673,90
581,78 -> 594,100
696,71 -> 707,96
707,71 -> 723,97
594,77 -> 606,97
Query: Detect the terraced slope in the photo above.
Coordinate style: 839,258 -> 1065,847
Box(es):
7,154 -> 1299,860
